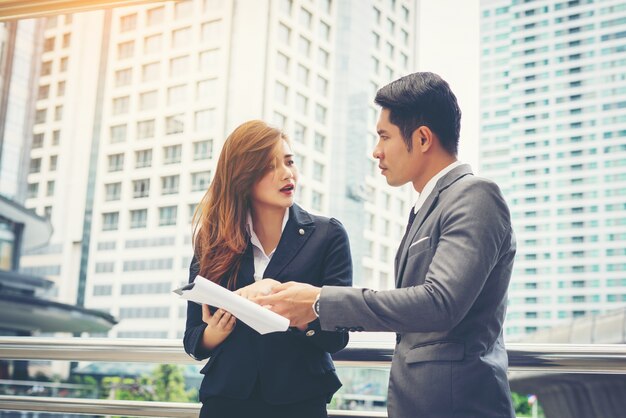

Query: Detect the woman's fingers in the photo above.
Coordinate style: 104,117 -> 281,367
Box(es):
201,304 -> 211,323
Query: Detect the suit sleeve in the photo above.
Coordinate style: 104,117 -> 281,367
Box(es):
319,181 -> 512,333
292,218 -> 353,353
182,255 -> 213,360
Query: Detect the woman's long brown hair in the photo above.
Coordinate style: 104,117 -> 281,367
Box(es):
192,120 -> 287,289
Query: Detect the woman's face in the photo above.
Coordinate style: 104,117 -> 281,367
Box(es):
251,139 -> 298,211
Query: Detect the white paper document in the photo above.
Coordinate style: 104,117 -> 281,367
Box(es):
173,275 -> 290,335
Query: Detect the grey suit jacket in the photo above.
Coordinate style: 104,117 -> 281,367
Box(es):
320,165 -> 516,418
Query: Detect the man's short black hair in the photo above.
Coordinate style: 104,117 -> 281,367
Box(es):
374,72 -> 461,155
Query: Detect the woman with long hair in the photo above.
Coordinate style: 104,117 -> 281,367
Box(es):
183,120 -> 352,417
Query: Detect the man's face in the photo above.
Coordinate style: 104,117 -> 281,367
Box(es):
373,109 -> 421,187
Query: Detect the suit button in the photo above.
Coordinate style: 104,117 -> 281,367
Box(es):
396,334 -> 401,344
299,228 -> 305,235
305,329 -> 315,337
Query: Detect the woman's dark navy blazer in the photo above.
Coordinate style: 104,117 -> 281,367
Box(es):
183,204 -> 353,404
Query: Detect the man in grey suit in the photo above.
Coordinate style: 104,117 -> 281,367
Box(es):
256,72 -> 516,418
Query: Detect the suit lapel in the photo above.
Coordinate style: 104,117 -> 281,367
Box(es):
263,204 -> 315,281
395,191 -> 440,287
395,164 -> 474,288
237,243 -> 255,288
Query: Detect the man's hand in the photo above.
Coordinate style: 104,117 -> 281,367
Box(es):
235,278 -> 280,299
253,282 -> 321,328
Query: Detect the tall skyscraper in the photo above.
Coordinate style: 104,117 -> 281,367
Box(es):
19,0 -> 418,339
480,0 -> 626,339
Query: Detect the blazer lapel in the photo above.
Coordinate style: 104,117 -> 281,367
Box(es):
395,164 -> 474,288
395,191 -> 440,287
263,204 -> 315,281
237,243 -> 255,288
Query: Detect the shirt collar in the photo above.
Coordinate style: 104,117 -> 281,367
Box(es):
412,160 -> 464,214
246,208 -> 290,255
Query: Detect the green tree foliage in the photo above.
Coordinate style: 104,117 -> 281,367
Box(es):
102,364 -> 194,402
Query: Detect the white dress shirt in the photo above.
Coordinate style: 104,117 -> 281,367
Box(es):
411,160 -> 464,214
246,209 -> 290,281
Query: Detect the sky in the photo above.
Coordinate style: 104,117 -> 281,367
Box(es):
417,0 -> 480,171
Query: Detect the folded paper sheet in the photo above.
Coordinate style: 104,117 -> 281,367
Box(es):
174,276 -> 290,335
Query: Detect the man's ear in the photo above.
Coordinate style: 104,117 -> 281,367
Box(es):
413,126 -> 434,151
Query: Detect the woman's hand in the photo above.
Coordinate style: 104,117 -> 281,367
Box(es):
235,278 -> 281,299
201,305 -> 236,350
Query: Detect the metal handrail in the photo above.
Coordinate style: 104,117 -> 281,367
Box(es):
2,337 -> 626,373
2,338 -> 626,417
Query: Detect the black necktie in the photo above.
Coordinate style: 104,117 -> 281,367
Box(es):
405,208 -> 417,234
398,208 -> 418,258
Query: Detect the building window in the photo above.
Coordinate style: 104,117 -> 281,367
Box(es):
276,52 -> 289,74
191,171 -> 211,191
311,190 -> 323,211
137,120 -> 155,139
27,183 -> 39,199
315,104 -> 327,124
115,68 -> 132,87
139,90 -> 158,111
313,161 -> 324,182
167,84 -> 186,106
166,114 -> 184,135
130,209 -> 148,229
144,34 -> 162,54
318,48 -> 329,68
297,64 -> 309,86
112,96 -> 130,115
120,13 -> 137,32
54,105 -> 63,121
35,109 -> 46,124
319,21 -> 330,41
118,41 -> 134,59
198,49 -> 218,73
52,130 -> 60,145
43,37 -> 55,52
299,7 -> 312,29
107,154 -> 124,172
41,61 -> 52,76
159,206 -> 178,226
59,57 -> 68,72
32,133 -> 44,149
135,149 -> 152,168
295,93 -> 308,115
201,20 -> 221,41
163,145 -> 182,164
147,7 -> 164,26
142,62 -> 159,82
29,158 -> 41,174
294,122 -> 306,143
298,36 -> 311,56
278,23 -> 291,45
170,55 -> 190,76
175,0 -> 193,19
161,175 -> 180,195
197,79 -> 217,99
275,82 -> 288,105
110,124 -> 127,143
314,132 -> 325,152
57,81 -> 66,96
172,27 -> 191,49
316,76 -> 328,97
132,179 -> 150,198
105,182 -> 122,201
38,85 -> 49,100
195,109 -> 215,132
102,212 -> 119,231
49,155 -> 58,171
193,140 -> 212,160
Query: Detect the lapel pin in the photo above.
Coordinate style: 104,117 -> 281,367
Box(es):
298,228 -> 305,235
